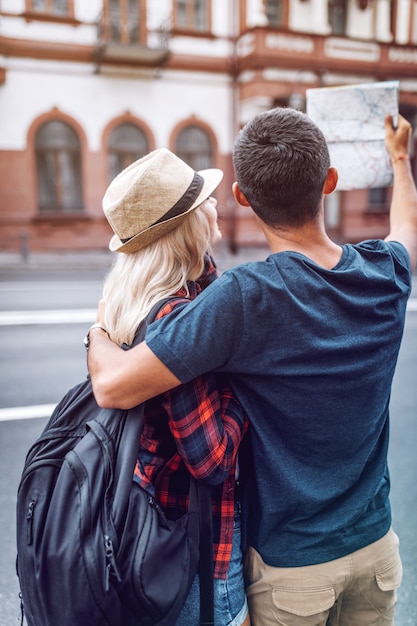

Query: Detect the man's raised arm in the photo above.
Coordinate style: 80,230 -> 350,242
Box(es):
384,114 -> 417,271
87,325 -> 181,409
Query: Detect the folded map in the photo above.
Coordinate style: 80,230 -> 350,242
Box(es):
306,81 -> 399,190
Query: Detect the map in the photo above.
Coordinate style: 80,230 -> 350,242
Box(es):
306,81 -> 399,190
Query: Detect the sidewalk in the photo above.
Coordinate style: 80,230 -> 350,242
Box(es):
0,244 -> 271,279
1,246 -> 415,294
0,250 -> 113,272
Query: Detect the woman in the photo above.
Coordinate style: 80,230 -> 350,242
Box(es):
98,148 -> 250,626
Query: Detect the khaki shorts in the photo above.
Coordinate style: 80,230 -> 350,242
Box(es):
244,528 -> 402,626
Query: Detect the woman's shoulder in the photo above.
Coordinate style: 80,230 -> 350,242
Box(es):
156,296 -> 190,319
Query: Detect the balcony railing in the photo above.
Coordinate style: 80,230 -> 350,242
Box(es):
236,28 -> 417,81
95,10 -> 170,69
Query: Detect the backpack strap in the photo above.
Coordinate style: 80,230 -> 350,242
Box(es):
137,297 -> 215,624
197,481 -> 214,625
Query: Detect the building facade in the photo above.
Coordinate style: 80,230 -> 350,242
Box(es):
1,0 -> 417,254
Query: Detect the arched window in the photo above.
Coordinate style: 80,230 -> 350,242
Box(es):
35,121 -> 83,213
175,125 -> 213,171
108,123 -> 149,180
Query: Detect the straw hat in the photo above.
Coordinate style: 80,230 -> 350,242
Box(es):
102,148 -> 223,253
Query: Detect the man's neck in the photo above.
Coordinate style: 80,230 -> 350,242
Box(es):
261,219 -> 343,270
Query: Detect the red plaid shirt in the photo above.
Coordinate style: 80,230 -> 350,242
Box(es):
134,257 -> 248,578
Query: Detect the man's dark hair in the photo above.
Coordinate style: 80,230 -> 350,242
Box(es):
233,107 -> 331,229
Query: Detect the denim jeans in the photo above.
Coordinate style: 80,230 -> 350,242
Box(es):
176,505 -> 248,626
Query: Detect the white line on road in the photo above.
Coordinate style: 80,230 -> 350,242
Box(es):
1,299 -> 416,422
0,404 -> 56,422
0,309 -> 97,325
0,281 -> 102,292
1,299 -> 417,325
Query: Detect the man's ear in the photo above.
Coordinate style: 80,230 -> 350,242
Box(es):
232,182 -> 251,207
323,167 -> 338,195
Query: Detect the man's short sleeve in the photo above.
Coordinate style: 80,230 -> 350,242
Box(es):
145,272 -> 244,383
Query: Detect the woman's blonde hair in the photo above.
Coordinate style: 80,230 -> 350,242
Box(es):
103,203 -> 215,346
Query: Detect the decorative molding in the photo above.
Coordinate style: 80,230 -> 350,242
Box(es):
263,68 -> 316,83
389,47 -> 417,64
33,213 -> 92,223
21,11 -> 81,26
237,33 -> 256,57
0,35 -> 92,63
165,52 -> 231,74
265,32 -> 315,54
324,37 -> 380,62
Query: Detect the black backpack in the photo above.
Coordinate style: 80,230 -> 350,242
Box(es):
16,300 -> 213,626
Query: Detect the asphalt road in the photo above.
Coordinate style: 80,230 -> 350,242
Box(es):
0,250 -> 416,625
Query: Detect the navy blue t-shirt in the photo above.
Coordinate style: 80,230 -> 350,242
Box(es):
146,240 -> 411,567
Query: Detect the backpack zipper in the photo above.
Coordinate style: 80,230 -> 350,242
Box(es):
104,535 -> 122,591
26,498 -> 36,545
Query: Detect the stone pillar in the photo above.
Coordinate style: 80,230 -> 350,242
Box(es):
246,0 -> 268,27
375,0 -> 393,42
396,0 -> 411,44
310,0 -> 331,34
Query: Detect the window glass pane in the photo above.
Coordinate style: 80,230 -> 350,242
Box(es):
107,0 -> 140,44
128,0 -> 139,43
36,121 -> 79,149
368,187 -> 388,210
266,0 -> 283,26
108,123 -> 149,180
176,0 -> 187,28
328,0 -> 347,35
60,151 -> 83,211
413,8 -> 417,44
369,188 -> 386,204
31,0 -> 47,10
175,126 -> 213,171
175,0 -> 208,30
195,0 -> 208,30
53,0 -> 69,15
35,121 -> 83,213
109,0 -> 122,42
30,0 -> 69,15
36,152 -> 57,211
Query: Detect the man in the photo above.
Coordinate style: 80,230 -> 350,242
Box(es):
88,109 -> 417,625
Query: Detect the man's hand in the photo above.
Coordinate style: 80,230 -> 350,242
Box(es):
384,114 -> 417,271
87,302 -> 182,410
384,114 -> 411,163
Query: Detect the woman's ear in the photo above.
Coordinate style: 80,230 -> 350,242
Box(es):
323,167 -> 338,195
232,182 -> 251,207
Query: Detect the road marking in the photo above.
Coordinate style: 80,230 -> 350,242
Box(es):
0,281 -> 102,292
1,299 -> 416,422
0,404 -> 56,422
0,299 -> 416,325
0,309 -> 97,325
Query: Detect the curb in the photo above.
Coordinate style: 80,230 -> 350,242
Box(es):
0,246 -> 271,274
